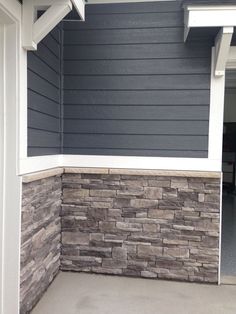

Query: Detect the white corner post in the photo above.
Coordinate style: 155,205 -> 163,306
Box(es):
0,1 -> 22,314
215,27 -> 234,77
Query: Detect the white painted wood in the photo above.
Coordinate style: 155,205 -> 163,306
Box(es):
19,46 -> 28,160
22,0 -> 37,50
0,22 -> 5,314
19,155 -> 222,175
208,48 -> 226,165
215,27 -> 233,77
186,6 -> 236,28
86,0 -> 173,3
19,155 -> 61,175
71,0 -> 85,20
0,0 -> 21,22
61,155 -> 221,172
219,172 -> 223,285
227,47 -> 236,69
0,3 -> 22,312
3,22 -> 21,314
33,0 -> 72,45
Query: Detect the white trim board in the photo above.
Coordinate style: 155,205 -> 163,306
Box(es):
85,0 -> 173,3
0,1 -> 22,314
19,154 -> 221,176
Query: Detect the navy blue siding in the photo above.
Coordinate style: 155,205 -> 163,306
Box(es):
27,25 -> 62,156
63,1 -> 211,157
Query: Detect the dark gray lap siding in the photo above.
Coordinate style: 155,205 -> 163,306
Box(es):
27,26 -> 62,156
63,1 -> 211,158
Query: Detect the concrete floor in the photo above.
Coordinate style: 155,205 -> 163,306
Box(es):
221,194 -> 236,276
31,272 -> 236,314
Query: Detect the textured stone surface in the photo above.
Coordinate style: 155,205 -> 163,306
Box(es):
61,173 -> 220,283
20,175 -> 62,314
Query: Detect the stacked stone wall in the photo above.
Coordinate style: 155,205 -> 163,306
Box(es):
61,173 -> 220,283
20,175 -> 62,314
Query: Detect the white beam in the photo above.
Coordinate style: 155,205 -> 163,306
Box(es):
71,0 -> 85,20
22,0 -> 77,51
22,0 -> 37,50
215,27 -> 233,77
186,5 -> 236,28
33,1 -> 72,45
184,5 -> 236,41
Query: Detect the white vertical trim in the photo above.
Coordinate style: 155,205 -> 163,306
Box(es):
0,1 -> 22,313
218,172 -> 223,285
2,21 -> 21,314
208,47 -> 226,167
0,22 -> 5,314
19,46 -> 28,160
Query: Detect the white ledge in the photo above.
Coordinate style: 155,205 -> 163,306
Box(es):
22,167 -> 221,182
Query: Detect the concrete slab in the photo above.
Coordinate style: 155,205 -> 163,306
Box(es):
31,272 -> 236,314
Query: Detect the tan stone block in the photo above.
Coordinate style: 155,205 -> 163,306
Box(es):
148,209 -> 174,220
130,199 -> 158,208
62,231 -> 89,245
173,224 -> 195,231
144,187 -> 162,200
90,189 -> 116,198
171,178 -> 188,189
138,245 -> 162,257
198,194 -> 205,202
116,222 -> 142,232
164,247 -> 189,258
143,224 -> 158,233
163,239 -> 188,246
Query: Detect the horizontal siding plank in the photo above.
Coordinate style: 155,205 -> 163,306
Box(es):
64,58 -> 210,75
64,105 -> 209,121
63,74 -> 210,90
85,1 -> 182,14
64,12 -> 182,30
63,148 -> 207,158
35,42 -> 60,71
28,129 -> 61,147
50,26 -> 61,44
63,90 -> 210,106
28,109 -> 60,133
28,147 -> 61,156
63,43 -> 211,60
63,134 -> 208,151
64,28 -> 183,45
28,90 -> 60,117
42,33 -> 60,58
28,70 -> 60,103
28,53 -> 60,86
63,120 -> 209,135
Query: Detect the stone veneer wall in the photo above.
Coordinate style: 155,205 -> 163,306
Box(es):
61,172 -> 221,283
20,175 -> 62,314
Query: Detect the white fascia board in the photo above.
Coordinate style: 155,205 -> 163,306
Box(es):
71,0 -> 85,20
185,5 -> 236,28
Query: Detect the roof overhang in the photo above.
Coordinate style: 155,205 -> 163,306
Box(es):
184,4 -> 236,77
